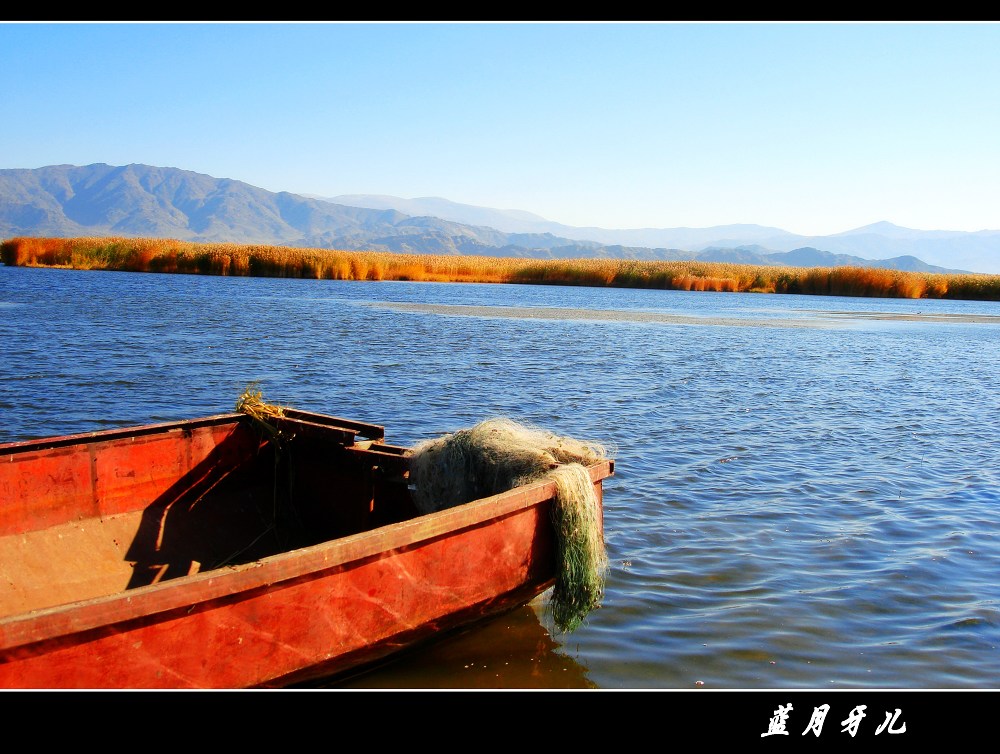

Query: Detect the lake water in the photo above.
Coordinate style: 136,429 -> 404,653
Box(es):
2,263 -> 999,691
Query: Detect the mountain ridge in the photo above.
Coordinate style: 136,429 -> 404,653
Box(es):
1,163 -> 995,274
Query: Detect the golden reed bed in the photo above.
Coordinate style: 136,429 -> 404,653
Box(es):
2,236 -> 999,301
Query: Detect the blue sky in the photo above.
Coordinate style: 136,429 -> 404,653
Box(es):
2,21 -> 999,236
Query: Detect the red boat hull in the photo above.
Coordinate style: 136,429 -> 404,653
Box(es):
0,411 -> 611,688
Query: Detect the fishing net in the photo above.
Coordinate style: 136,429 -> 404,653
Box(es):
407,418 -> 610,632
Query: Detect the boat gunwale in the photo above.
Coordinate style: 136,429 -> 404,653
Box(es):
0,457 -> 613,652
0,410 -> 385,455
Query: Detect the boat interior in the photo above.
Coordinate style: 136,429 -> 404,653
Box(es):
0,410 -> 419,618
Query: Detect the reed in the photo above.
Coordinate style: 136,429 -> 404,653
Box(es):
235,382 -> 290,448
3,236 -> 999,301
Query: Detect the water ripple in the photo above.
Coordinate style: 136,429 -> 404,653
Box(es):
3,266 -> 1000,688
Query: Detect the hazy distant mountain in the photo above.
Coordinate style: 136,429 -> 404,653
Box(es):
1,164 -> 993,274
321,194 -> 551,233
328,194 -> 999,274
697,246 -> 959,273
326,194 -> 798,249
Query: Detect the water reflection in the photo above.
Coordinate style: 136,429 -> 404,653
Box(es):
309,594 -> 596,689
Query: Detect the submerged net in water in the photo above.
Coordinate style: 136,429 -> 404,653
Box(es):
407,418 -> 610,632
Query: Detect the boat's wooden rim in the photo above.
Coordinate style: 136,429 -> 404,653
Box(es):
0,458 -> 613,651
0,409 -> 386,455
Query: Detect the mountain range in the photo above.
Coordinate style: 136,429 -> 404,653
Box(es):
2,163 -> 997,274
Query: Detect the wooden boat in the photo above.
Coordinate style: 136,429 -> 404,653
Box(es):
0,409 -> 613,689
